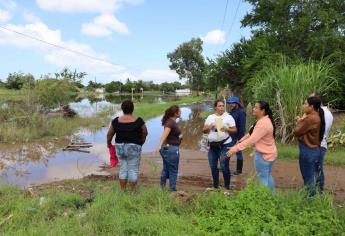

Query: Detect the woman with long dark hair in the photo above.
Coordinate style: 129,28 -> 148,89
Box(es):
294,96 -> 325,196
158,105 -> 182,191
227,101 -> 277,192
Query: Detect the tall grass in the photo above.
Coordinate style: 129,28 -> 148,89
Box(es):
251,59 -> 337,142
0,180 -> 344,235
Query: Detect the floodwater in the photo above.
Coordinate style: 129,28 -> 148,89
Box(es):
0,98 -> 211,187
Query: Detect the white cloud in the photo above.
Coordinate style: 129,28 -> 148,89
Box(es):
82,14 -> 129,37
136,69 -> 180,84
23,10 -> 41,23
0,0 -> 17,10
0,22 -> 124,76
36,0 -> 143,13
0,9 -> 11,22
0,21 -> 178,84
202,29 -> 225,45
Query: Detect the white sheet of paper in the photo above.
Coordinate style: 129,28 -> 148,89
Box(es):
215,117 -> 224,136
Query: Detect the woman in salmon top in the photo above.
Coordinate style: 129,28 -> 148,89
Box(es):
227,101 -> 277,191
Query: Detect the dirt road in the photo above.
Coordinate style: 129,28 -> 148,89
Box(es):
128,149 -> 345,202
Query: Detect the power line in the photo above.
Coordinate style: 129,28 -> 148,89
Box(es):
222,0 -> 241,49
0,25 -> 141,71
220,0 -> 229,30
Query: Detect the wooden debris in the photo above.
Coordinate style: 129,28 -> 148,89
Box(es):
63,142 -> 93,153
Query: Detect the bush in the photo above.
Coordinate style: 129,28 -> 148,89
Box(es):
34,78 -> 74,109
250,59 -> 337,143
193,181 -> 344,236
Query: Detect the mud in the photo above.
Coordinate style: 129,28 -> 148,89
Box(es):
96,149 -> 345,202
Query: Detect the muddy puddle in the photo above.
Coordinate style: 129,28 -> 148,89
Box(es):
0,100 -> 211,187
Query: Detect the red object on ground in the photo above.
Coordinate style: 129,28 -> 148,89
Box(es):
109,145 -> 118,168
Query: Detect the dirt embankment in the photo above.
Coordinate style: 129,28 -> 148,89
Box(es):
90,149 -> 345,202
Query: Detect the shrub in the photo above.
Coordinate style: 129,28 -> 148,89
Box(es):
251,59 -> 337,143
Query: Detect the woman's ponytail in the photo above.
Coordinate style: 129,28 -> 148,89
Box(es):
162,105 -> 180,126
307,96 -> 325,142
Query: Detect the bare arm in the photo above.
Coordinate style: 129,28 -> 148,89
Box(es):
159,127 -> 171,147
203,124 -> 214,134
222,126 -> 237,135
141,124 -> 148,144
107,125 -> 115,148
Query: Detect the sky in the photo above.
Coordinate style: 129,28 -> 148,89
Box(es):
0,0 -> 252,84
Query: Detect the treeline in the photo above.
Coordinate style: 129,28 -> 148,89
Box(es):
168,0 -> 345,108
86,79 -> 187,93
0,69 -> 188,94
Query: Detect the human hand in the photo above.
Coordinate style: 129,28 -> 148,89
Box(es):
220,126 -> 228,132
226,148 -> 235,158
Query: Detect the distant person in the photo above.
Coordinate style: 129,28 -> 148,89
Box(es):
158,105 -> 182,192
203,99 -> 237,190
107,100 -> 148,192
227,96 -> 246,175
227,101 -> 277,192
294,96 -> 325,196
311,92 -> 333,193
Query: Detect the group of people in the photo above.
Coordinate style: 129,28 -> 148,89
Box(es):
107,93 -> 333,196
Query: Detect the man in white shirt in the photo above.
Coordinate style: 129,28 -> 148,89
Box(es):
203,99 -> 237,190
311,92 -> 334,192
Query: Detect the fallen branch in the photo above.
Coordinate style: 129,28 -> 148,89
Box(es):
63,148 -> 90,153
67,144 -> 92,148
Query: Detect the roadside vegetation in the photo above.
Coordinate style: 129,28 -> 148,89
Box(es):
0,180 -> 344,235
0,92 -> 202,143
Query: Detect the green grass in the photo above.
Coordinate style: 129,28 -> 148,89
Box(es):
278,144 -> 345,166
0,179 -> 344,235
134,96 -> 202,120
0,88 -> 26,102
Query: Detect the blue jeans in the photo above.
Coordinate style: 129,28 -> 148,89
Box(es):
115,143 -> 142,182
254,152 -> 275,192
316,147 -> 327,192
208,141 -> 234,189
299,142 -> 321,196
160,145 -> 180,191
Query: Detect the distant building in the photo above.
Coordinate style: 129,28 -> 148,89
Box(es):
95,88 -> 105,93
175,89 -> 191,96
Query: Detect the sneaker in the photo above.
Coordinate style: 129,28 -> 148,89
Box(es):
233,171 -> 242,176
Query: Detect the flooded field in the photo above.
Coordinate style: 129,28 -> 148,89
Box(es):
0,97 -> 211,187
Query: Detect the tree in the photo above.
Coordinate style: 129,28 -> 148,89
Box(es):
167,38 -> 206,93
105,81 -> 123,93
242,0 -> 345,107
5,72 -> 35,90
54,68 -> 87,89
86,80 -> 103,91
35,78 -> 74,108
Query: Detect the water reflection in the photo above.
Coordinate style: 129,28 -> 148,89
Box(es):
0,102 -> 211,187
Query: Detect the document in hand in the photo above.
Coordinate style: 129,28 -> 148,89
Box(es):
215,117 -> 225,136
